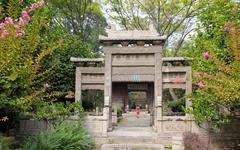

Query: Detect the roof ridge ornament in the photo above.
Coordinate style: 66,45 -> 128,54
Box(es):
99,24 -> 166,46
110,24 -> 117,31
149,24 -> 157,32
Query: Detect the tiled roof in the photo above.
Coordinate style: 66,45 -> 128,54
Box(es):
99,25 -> 166,42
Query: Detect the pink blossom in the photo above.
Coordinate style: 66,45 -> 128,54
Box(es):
22,11 -> 31,22
17,17 -> 25,27
1,1 -> 45,38
0,23 -> 5,30
15,32 -> 24,37
29,0 -> 45,12
1,30 -> 9,39
37,0 -> 45,7
15,29 -> 25,37
4,17 -> 13,24
174,76 -> 183,83
16,16 -> 29,28
203,51 -> 210,60
197,82 -> 205,89
31,3 -> 37,9
44,83 -> 49,89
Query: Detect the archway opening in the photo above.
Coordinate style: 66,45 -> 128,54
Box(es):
128,91 -> 147,110
112,82 -> 154,128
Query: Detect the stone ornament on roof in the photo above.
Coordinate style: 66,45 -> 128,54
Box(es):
99,24 -> 166,45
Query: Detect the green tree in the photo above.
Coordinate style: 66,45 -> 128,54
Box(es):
47,0 -> 106,50
104,0 -> 199,56
40,26 -> 93,98
35,2 -> 102,101
38,0 -> 106,102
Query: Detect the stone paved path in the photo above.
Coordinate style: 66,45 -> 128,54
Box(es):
118,111 -> 151,127
109,126 -> 156,137
104,112 -> 159,150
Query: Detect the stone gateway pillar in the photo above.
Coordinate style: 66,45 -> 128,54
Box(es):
154,48 -> 163,132
75,67 -> 82,104
104,52 -> 113,131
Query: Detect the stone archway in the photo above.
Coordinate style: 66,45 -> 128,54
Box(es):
71,25 -> 194,137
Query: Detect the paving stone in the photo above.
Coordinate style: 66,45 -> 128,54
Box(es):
101,144 -> 165,150
118,112 -> 151,127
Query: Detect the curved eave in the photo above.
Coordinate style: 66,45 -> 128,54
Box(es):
162,57 -> 193,62
70,57 -> 104,62
99,36 -> 167,44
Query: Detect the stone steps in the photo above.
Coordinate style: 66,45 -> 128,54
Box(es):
122,111 -> 150,117
101,144 -> 165,150
107,136 -> 157,144
106,135 -> 173,145
97,127 -> 176,150
106,127 -> 160,146
119,112 -> 151,127
98,115 -> 175,150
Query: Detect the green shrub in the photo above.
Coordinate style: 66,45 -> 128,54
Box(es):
116,108 -> 124,117
0,136 -> 10,150
20,122 -> 95,150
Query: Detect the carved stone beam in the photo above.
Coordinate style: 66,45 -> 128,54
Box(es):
153,41 -> 162,45
102,42 -> 113,46
137,41 -> 145,46
121,41 -> 129,47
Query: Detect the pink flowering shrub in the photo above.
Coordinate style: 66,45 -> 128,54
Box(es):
0,0 -> 44,38
186,1 -> 240,130
0,0 -> 81,124
0,0 -> 59,120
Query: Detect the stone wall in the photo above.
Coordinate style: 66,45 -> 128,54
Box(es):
16,118 -> 48,141
101,144 -> 165,150
170,119 -> 240,149
210,119 -> 240,149
85,114 -> 118,137
111,112 -> 117,126
85,115 -> 107,137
